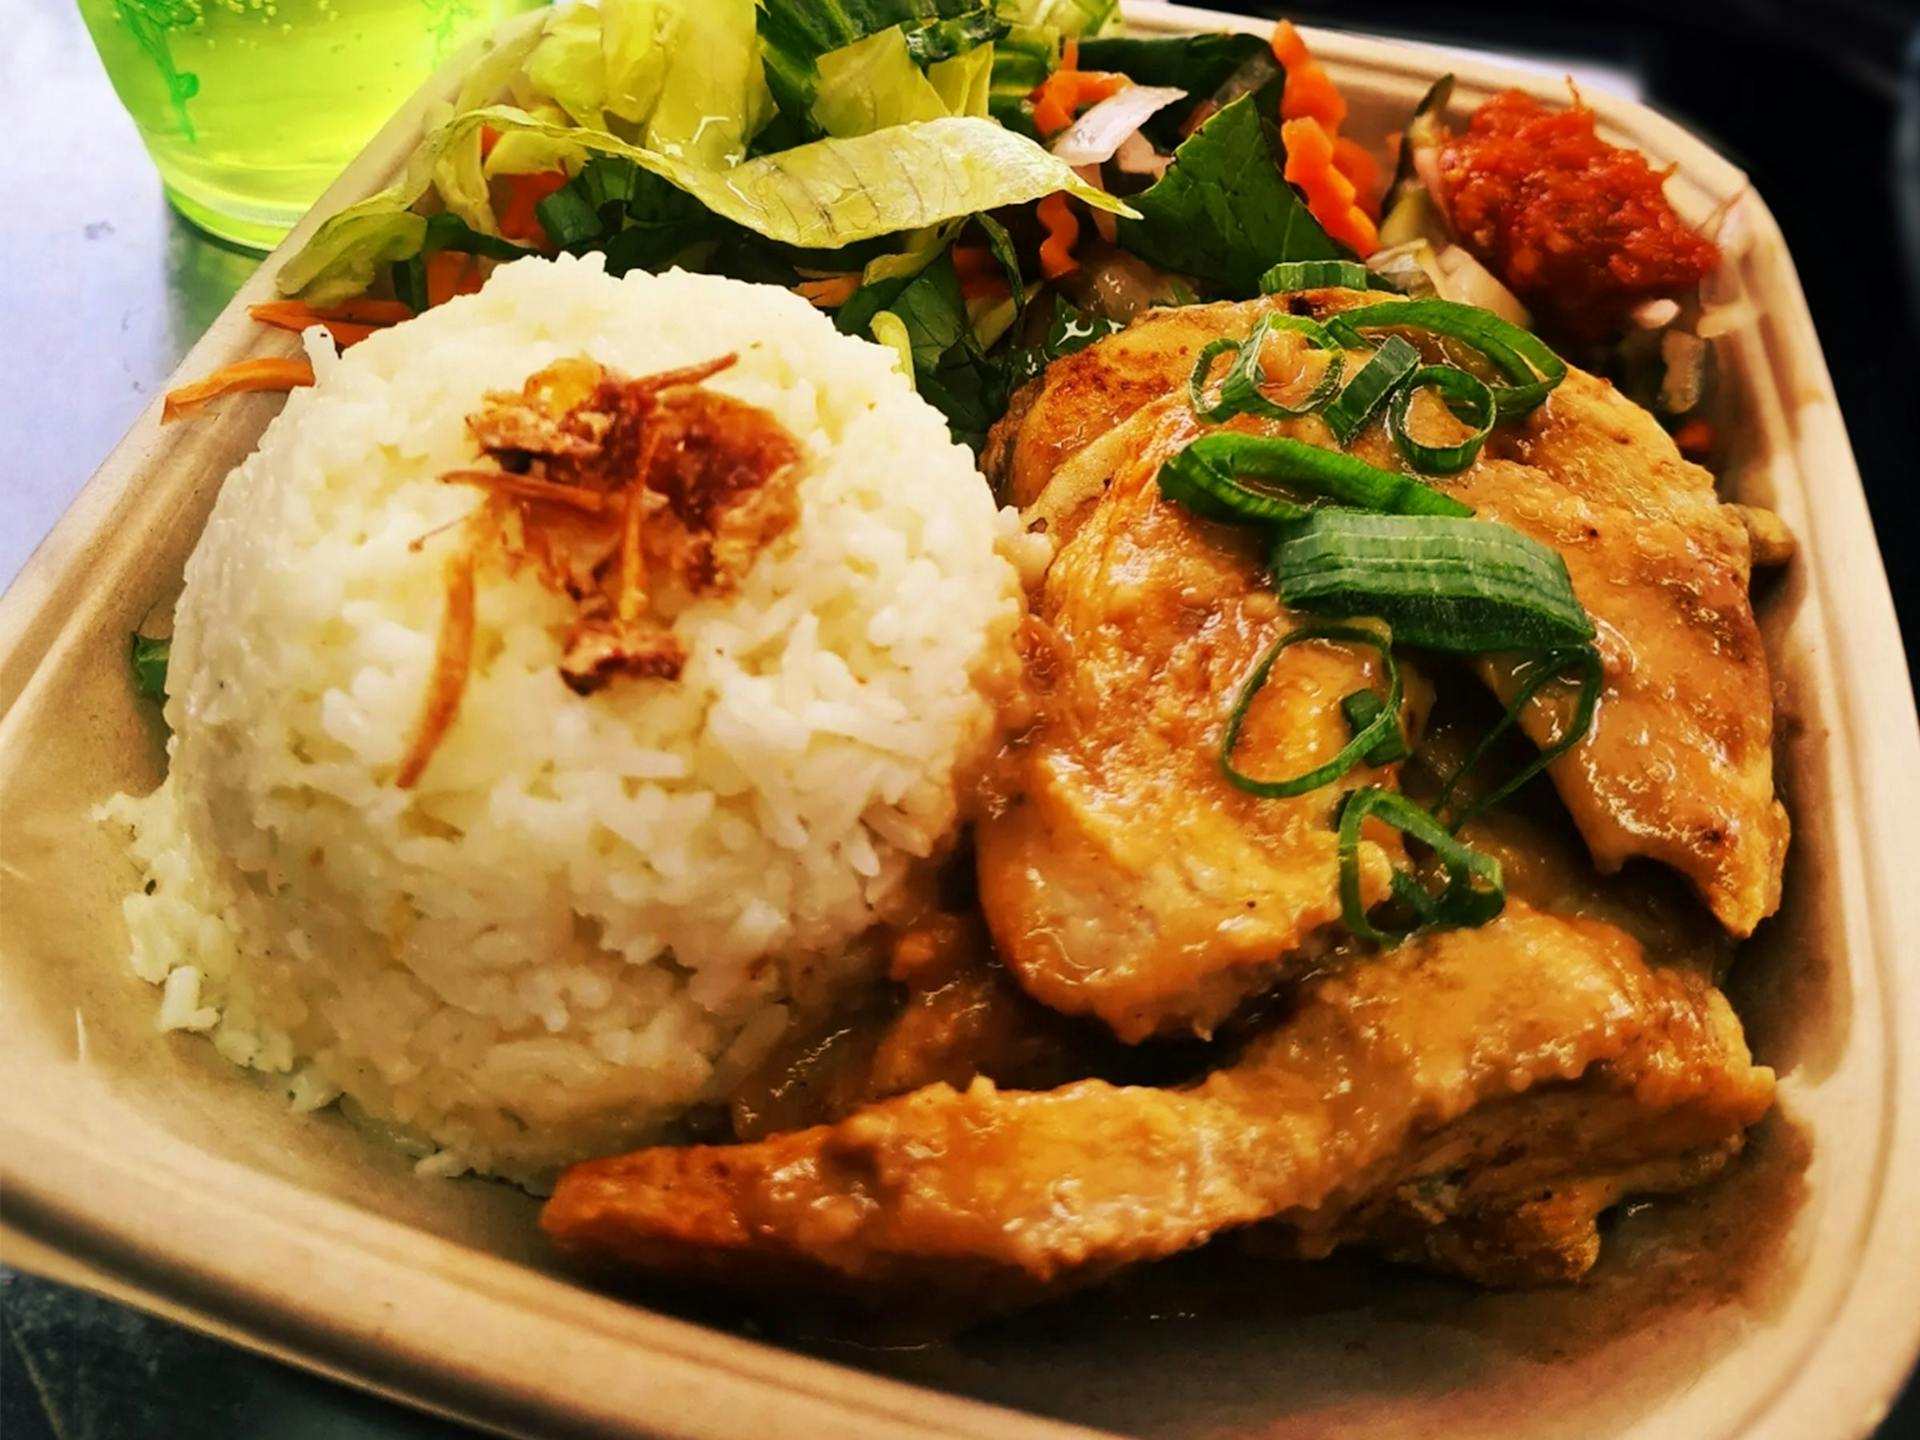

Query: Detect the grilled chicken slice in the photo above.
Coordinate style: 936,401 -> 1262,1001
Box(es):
543,903 -> 1774,1309
984,292 -> 1788,935
976,397 -> 1416,1041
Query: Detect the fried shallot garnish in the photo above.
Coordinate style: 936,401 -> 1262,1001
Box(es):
396,354 -> 804,787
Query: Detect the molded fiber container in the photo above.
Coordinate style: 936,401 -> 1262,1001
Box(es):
4,6 -> 1917,1436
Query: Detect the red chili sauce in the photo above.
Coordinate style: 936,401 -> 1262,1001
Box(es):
1439,91 -> 1720,341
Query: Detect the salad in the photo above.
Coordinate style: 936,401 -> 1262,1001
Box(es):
166,0 -> 1727,463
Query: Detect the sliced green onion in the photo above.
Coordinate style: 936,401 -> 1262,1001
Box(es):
1436,645 -> 1604,828
1337,787 -> 1505,945
1389,364 -> 1497,474
1327,299 -> 1567,418
129,632 -> 170,704
1187,337 -> 1246,422
1341,688 -> 1411,765
1223,626 -> 1402,798
1158,434 -> 1473,526
1322,335 -> 1420,443
1259,259 -> 1373,293
1217,313 -> 1345,420
1271,511 -> 1596,652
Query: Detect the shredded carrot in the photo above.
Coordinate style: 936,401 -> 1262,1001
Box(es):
497,169 -> 569,248
1269,17 -> 1310,70
1036,192 -> 1081,280
1271,20 -> 1380,250
1282,65 -> 1348,132
951,245 -> 1012,301
790,274 -> 862,308
1672,418 -> 1717,458
1332,136 -> 1384,220
426,251 -> 485,308
1179,98 -> 1219,137
162,357 -> 316,423
1030,42 -> 1129,139
248,298 -> 413,348
480,125 -> 502,162
394,541 -> 478,790
1282,117 -> 1379,256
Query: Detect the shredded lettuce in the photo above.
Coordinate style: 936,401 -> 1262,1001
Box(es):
812,29 -> 952,137
995,0 -> 1118,37
1117,91 -> 1345,295
644,0 -> 770,167
758,0 -> 1003,146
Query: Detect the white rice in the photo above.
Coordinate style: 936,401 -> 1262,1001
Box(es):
101,254 -> 1029,1182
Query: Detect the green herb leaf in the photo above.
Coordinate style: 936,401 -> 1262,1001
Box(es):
129,633 -> 171,705
1270,511 -> 1597,653
1116,91 -> 1345,296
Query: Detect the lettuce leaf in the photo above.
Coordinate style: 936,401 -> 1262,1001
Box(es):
283,104 -> 1129,300
1116,91 -> 1345,295
644,0 -> 770,167
758,0 -> 1002,147
994,0 -> 1117,37
812,28 -> 952,137
475,107 -> 1129,247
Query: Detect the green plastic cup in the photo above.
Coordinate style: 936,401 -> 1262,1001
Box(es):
77,0 -> 547,251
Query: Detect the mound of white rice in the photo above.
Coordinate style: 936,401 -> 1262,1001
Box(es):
103,254 -> 1030,1182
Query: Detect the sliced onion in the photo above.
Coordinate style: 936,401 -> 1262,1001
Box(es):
1050,84 -> 1189,167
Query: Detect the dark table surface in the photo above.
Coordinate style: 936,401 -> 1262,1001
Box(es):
3,0 -> 1915,1436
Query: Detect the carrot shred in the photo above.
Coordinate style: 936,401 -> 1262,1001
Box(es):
1282,117 -> 1379,256
1030,36 -> 1129,138
425,251 -> 484,308
1036,192 -> 1081,280
394,541 -> 478,790
480,125 -> 502,162
1271,20 -> 1380,251
248,299 -> 412,348
162,357 -> 316,423
1672,418 -> 1716,458
1332,136 -> 1384,220
790,274 -> 862,308
1179,98 -> 1219,137
497,169 -> 569,248
1269,18 -> 1310,71
951,245 -> 1012,301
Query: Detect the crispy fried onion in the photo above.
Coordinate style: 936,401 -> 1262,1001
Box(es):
393,354 -> 803,789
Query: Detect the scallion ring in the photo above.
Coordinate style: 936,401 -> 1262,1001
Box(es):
1340,687 -> 1412,765
1337,787 -> 1506,945
1216,313 -> 1346,421
1322,335 -> 1420,443
1259,259 -> 1373,294
1187,337 -> 1245,422
1223,626 -> 1402,798
1388,364 -> 1498,474
1157,434 -> 1472,525
1434,644 -> 1605,828
1327,299 -> 1567,418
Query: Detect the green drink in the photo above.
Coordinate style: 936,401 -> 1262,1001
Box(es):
77,0 -> 547,250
